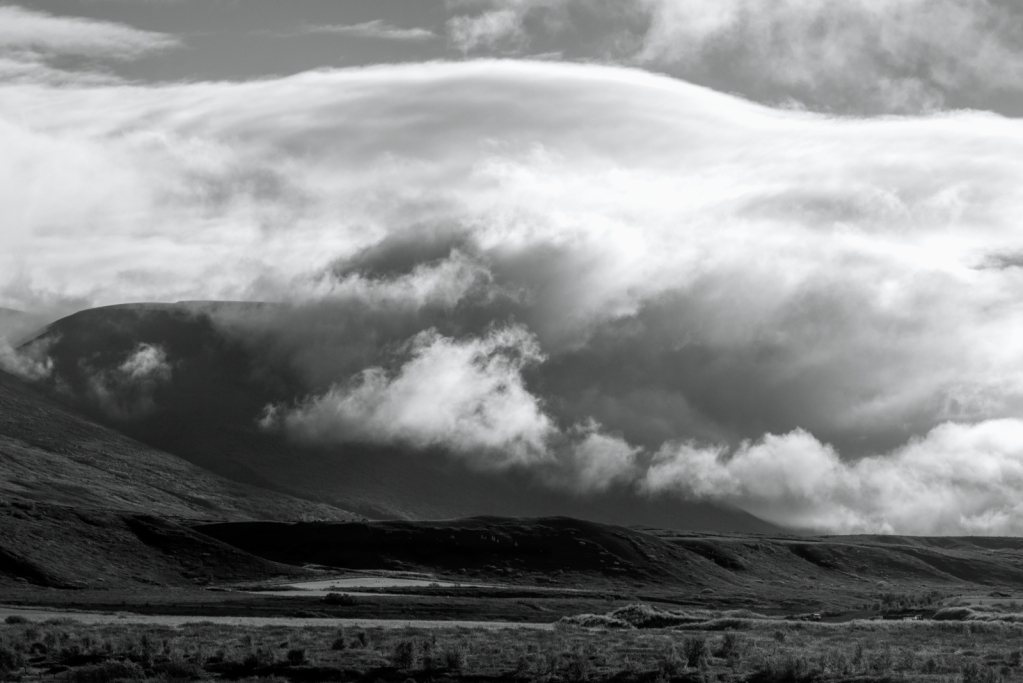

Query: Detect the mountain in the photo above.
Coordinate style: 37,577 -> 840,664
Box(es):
18,302 -> 781,533
0,367 -> 359,522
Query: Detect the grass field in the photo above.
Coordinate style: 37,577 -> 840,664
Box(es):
3,603 -> 1022,683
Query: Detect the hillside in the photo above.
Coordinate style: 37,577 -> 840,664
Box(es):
0,499 -> 305,589
18,302 -> 781,533
197,516 -> 1023,613
0,367 -> 360,522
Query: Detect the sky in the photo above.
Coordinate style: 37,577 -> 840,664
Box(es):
4,0 -> 1023,534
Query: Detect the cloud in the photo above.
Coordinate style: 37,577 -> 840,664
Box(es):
448,8 -> 525,52
263,326 -> 555,468
86,343 -> 172,419
445,0 -> 1023,113
6,60 -> 1023,530
0,339 -> 52,381
643,420 -> 1023,535
301,20 -> 435,41
0,5 -> 179,59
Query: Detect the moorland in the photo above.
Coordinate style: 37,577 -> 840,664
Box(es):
3,303 -> 1023,683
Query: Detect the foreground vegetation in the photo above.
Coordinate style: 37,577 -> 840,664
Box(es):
3,605 -> 1023,683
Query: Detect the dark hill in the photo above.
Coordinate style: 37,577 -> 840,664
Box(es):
198,517 -> 1023,611
20,302 -> 781,533
0,499 -> 304,589
197,516 -> 744,588
0,367 -> 359,522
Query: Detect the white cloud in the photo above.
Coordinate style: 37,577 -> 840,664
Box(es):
643,420 -> 1023,535
300,20 -> 435,42
6,60 -> 1023,530
0,5 -> 179,60
87,343 -> 172,418
263,326 -> 555,467
445,0 -> 1023,112
447,9 -> 525,52
0,339 -> 52,381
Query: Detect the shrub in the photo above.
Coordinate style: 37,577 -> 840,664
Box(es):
151,657 -> 205,680
391,639 -> 417,670
559,614 -> 634,629
286,649 -> 306,666
748,654 -> 820,683
565,646 -> 593,682
241,648 -> 275,671
682,636 -> 709,669
716,633 -> 743,659
323,593 -> 356,606
658,644 -> 686,679
0,642 -> 24,677
3,616 -> 27,626
962,662 -> 1002,683
68,660 -> 145,683
935,607 -> 976,621
442,645 -> 466,672
330,637 -> 346,651
610,604 -> 699,628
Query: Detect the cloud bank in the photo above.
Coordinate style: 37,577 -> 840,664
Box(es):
645,420 -> 1023,536
6,58 -> 1023,532
446,0 -> 1023,112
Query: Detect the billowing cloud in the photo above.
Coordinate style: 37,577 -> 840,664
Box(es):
6,60 -> 1023,531
445,0 -> 1023,112
262,326 -> 554,466
86,343 -> 172,418
0,340 -> 52,381
644,420 -> 1023,535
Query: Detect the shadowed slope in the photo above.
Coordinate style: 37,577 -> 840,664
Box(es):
21,303 -> 782,533
0,367 -> 360,521
0,500 -> 305,588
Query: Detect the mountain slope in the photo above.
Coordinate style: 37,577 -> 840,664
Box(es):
0,367 -> 360,522
19,303 -> 781,533
0,499 -> 304,589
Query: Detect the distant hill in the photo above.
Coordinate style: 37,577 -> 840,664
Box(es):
197,516 -> 1023,611
0,367 -> 360,522
19,303 -> 781,533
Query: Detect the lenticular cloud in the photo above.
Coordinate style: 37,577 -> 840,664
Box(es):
5,60 -> 1023,533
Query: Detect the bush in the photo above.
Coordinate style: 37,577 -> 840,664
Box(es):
323,593 -> 356,606
748,654 -> 821,683
3,616 -> 27,626
565,646 -> 593,682
286,649 -> 306,666
658,644 -> 686,679
241,648 -> 275,671
609,604 -> 700,628
330,637 -> 346,651
442,646 -> 466,672
682,636 -> 709,668
151,657 -> 205,680
68,660 -> 145,683
716,633 -> 743,659
0,643 -> 24,678
962,662 -> 1002,683
935,607 -> 976,621
559,614 -> 634,629
391,639 -> 417,670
